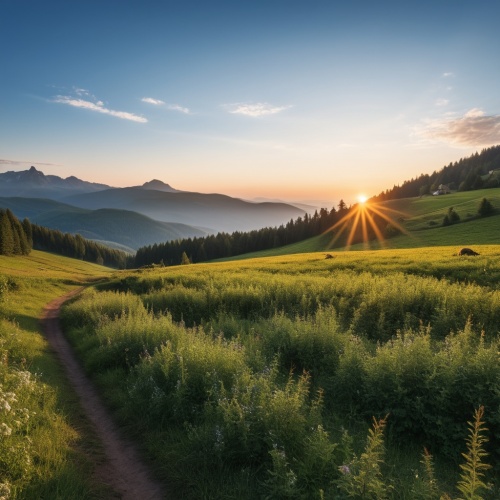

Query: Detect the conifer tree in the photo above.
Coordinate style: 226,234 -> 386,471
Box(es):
22,218 -> 33,248
0,211 -> 15,255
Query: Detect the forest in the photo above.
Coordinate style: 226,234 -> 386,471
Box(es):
0,208 -> 127,268
372,145 -> 500,201
133,199 -> 379,266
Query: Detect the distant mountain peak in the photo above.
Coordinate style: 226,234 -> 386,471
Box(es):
0,167 -> 112,198
141,179 -> 178,192
24,165 -> 48,185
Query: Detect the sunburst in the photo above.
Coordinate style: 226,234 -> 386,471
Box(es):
326,199 -> 411,250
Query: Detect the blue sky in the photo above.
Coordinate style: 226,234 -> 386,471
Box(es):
2,0 -> 500,205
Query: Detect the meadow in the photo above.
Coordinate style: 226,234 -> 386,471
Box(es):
61,246 -> 500,499
0,251 -> 112,499
232,188 -> 500,258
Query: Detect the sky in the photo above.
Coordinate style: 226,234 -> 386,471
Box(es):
2,0 -> 500,206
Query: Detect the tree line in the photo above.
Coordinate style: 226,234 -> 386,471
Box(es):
372,145 -> 500,202
0,208 -> 127,268
134,200 -> 386,266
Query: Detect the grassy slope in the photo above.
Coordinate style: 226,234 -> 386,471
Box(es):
0,251 -> 113,498
225,188 -> 500,259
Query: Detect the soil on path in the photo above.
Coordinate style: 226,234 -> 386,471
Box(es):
42,288 -> 167,500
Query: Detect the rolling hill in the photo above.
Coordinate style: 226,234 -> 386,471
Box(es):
220,187 -> 500,259
63,187 -> 305,233
0,197 -> 208,251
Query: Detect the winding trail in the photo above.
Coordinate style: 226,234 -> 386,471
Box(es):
42,288 -> 167,500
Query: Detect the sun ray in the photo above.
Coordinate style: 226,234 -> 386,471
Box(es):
324,200 -> 413,250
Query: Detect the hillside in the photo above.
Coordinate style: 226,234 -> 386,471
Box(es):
373,145 -> 500,201
0,251 -> 113,498
222,187 -> 500,259
0,197 -> 208,251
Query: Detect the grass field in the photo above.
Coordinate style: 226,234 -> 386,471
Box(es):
0,251 -> 111,499
61,246 -> 500,499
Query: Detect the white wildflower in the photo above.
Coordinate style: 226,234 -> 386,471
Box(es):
0,481 -> 11,500
0,399 -> 11,412
0,423 -> 12,436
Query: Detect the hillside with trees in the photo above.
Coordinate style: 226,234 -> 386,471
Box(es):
372,145 -> 500,201
134,199 -> 386,266
0,208 -> 127,268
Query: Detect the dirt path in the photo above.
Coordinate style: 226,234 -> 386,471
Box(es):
42,288 -> 167,500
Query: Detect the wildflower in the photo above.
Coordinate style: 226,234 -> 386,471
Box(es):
4,392 -> 16,402
0,399 -> 11,412
16,371 -> 31,385
0,423 -> 12,436
0,481 -> 11,500
339,464 -> 351,475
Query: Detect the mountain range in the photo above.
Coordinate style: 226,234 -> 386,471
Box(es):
0,166 -> 111,199
0,167 -> 305,250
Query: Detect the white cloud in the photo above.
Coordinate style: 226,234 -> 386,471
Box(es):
225,102 -> 291,117
142,97 -> 191,114
464,108 -> 484,118
53,92 -> 147,123
442,72 -> 455,78
416,108 -> 500,146
167,104 -> 190,114
141,97 -> 165,105
435,98 -> 449,107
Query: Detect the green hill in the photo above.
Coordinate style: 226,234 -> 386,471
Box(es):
223,188 -> 500,259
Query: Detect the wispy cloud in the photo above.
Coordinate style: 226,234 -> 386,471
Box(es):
0,159 -> 60,167
416,108 -> 500,146
167,104 -> 190,114
225,102 -> 291,117
141,97 -> 165,106
142,97 -> 191,114
442,72 -> 455,78
53,88 -> 147,123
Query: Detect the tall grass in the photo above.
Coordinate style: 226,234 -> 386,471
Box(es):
62,247 -> 500,498
0,252 -> 111,499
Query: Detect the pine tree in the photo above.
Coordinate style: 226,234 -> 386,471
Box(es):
22,218 -> 33,249
0,211 -> 15,255
478,198 -> 494,217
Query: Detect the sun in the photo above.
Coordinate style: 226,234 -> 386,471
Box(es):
326,198 -> 411,250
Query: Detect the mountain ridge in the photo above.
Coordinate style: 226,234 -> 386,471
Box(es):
0,167 -> 305,240
0,197 -> 209,251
